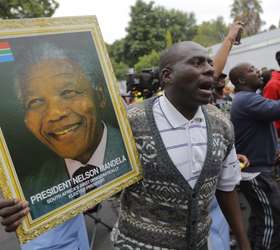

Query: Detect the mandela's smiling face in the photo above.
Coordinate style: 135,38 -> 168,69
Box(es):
21,59 -> 103,163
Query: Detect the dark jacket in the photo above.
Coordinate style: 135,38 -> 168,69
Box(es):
231,91 -> 280,172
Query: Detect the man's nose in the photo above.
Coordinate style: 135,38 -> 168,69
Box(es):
45,99 -> 68,123
203,62 -> 214,76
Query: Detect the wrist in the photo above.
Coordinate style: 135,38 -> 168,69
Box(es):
224,35 -> 234,47
238,237 -> 251,250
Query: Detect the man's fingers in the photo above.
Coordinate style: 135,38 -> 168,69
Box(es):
244,159 -> 250,167
0,202 -> 29,233
0,201 -> 28,217
0,199 -> 17,209
1,207 -> 29,226
4,219 -> 23,232
236,21 -> 244,26
233,20 -> 244,26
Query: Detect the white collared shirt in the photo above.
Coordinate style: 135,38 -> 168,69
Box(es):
153,95 -> 241,190
65,123 -> 108,177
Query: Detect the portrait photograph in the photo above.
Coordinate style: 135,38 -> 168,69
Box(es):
0,16 -> 142,243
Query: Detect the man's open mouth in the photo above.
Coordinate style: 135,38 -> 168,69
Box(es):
198,81 -> 213,94
47,122 -> 83,138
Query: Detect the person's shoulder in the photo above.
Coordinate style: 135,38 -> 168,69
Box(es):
127,97 -> 155,119
264,78 -> 280,93
205,104 -> 231,125
204,104 -> 233,138
233,91 -> 258,103
127,101 -> 145,116
266,78 -> 278,86
127,97 -> 158,135
40,157 -> 68,182
106,124 -> 120,137
271,71 -> 280,82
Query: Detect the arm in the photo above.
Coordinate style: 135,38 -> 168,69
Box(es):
244,93 -> 280,121
216,189 -> 251,250
0,198 -> 29,232
216,146 -> 250,249
213,21 -> 243,78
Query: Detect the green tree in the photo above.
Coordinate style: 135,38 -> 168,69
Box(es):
0,0 -> 59,18
111,59 -> 129,81
193,17 -> 228,47
165,30 -> 173,48
158,7 -> 197,44
108,38 -> 126,64
121,0 -> 197,66
230,0 -> 264,36
134,50 -> 160,73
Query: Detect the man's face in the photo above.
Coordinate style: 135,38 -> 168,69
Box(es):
21,59 -> 102,162
164,43 -> 215,108
242,63 -> 263,90
215,77 -> 226,89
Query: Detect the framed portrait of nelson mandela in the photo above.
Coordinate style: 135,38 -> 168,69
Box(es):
0,16 -> 142,243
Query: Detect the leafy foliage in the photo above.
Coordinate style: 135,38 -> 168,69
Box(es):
165,30 -> 173,48
230,0 -> 264,36
108,38 -> 126,64
110,59 -> 129,81
0,0 -> 59,19
134,50 -> 160,73
108,0 -> 266,77
193,17 -> 228,47
110,0 -> 197,67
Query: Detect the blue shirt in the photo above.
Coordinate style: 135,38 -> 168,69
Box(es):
21,214 -> 89,250
231,91 -> 280,171
209,198 -> 230,250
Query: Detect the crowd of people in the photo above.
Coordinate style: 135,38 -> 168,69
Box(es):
0,19 -> 280,250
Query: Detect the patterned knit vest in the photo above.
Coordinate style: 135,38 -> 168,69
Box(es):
112,97 -> 234,250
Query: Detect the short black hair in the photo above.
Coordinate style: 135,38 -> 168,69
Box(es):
276,51 -> 280,66
14,43 -> 100,105
219,73 -> 227,79
229,63 -> 248,91
159,41 -> 207,85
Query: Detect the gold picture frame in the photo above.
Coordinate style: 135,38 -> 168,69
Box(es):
0,16 -> 142,244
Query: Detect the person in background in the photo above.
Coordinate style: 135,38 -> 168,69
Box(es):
230,62 -> 280,250
263,51 -> 280,137
209,21 -> 248,250
211,73 -> 250,250
211,73 -> 233,119
257,68 -> 273,95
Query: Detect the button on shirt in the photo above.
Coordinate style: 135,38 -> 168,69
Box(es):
153,95 -> 241,191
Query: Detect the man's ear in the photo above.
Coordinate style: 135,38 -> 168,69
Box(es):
238,77 -> 246,85
160,67 -> 172,87
96,85 -> 106,109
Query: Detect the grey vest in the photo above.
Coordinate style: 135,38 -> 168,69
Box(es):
112,97 -> 234,250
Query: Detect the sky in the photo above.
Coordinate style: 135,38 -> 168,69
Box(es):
54,0 -> 279,44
